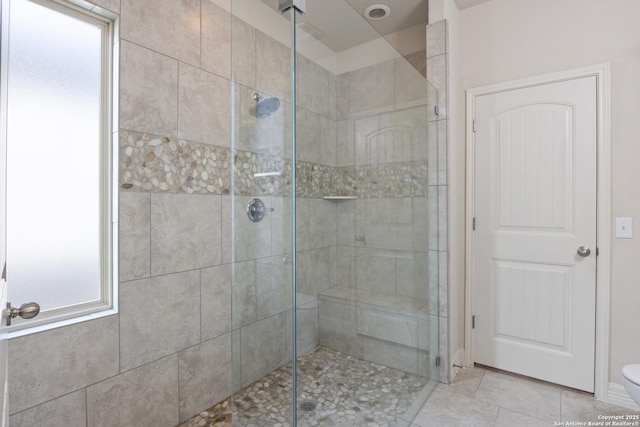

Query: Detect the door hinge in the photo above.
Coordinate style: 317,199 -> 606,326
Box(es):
435,356 -> 441,367
434,105 -> 440,116
473,119 -> 477,133
596,247 -> 599,256
472,315 -> 476,329
1,262 -> 5,281
472,217 -> 476,231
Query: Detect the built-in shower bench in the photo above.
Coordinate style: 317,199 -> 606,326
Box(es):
317,286 -> 433,376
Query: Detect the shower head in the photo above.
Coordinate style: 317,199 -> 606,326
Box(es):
253,93 -> 280,118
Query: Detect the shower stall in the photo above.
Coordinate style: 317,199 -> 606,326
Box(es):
210,0 -> 442,425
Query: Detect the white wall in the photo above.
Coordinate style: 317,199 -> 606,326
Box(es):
449,0 -> 640,388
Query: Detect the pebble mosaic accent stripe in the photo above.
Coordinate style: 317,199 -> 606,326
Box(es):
120,131 -> 428,198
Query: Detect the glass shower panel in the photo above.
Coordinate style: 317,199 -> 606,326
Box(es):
291,2 -> 441,426
226,0 -> 440,425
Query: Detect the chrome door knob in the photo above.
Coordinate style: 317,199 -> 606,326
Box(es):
577,246 -> 591,257
6,302 -> 40,326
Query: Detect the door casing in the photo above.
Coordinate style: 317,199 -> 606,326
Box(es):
464,63 -> 611,399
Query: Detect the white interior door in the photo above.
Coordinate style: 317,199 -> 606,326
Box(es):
472,76 -> 597,392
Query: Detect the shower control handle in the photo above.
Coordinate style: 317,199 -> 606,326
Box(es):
247,198 -> 273,223
577,246 -> 591,257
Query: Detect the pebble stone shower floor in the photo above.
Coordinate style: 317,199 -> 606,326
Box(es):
180,346 -> 430,427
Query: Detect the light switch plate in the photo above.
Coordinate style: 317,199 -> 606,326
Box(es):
616,217 -> 633,238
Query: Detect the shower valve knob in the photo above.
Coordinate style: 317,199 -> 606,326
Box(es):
247,198 -> 273,223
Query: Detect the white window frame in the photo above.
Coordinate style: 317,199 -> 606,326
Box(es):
1,0 -> 118,335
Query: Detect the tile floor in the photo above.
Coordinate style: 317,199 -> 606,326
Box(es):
180,346 -> 640,427
180,346 -> 431,427
411,365 -> 640,427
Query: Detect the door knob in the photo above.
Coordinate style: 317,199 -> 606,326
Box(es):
577,246 -> 591,257
6,302 -> 40,326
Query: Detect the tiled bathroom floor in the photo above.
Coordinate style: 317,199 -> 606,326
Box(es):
180,347 -> 640,427
411,365 -> 640,427
180,346 -> 431,427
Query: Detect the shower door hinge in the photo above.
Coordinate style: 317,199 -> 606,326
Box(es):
435,356 -> 441,367
472,217 -> 476,231
434,105 -> 440,116
472,315 -> 476,329
473,119 -> 477,133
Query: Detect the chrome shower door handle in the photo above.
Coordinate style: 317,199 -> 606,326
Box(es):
577,246 -> 591,257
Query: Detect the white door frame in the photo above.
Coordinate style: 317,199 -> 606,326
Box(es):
464,63 -> 611,399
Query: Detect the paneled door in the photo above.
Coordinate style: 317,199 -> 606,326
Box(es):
472,76 -> 597,392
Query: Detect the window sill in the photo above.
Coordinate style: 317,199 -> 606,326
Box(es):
7,306 -> 117,339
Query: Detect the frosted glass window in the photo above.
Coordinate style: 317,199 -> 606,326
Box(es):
5,0 -> 112,322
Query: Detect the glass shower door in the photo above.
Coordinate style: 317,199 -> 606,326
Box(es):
228,2 -> 296,425
226,0 -> 441,425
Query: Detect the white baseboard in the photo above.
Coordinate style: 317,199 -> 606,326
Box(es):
449,347 -> 465,382
607,382 -> 639,410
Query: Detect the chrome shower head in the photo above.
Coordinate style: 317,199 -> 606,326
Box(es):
253,93 -> 280,118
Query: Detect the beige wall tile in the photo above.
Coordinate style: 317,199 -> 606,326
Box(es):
256,32 -> 291,102
119,271 -> 200,371
309,199 -> 337,249
395,57 -> 429,107
240,313 -> 287,387
201,265 -> 232,341
363,198 -> 413,251
9,316 -> 119,414
426,20 -> 447,58
355,247 -> 395,294
150,193 -> 221,276
221,196 -> 272,264
426,54 -> 447,119
178,334 -> 232,422
238,85 -> 286,156
396,251 -> 429,300
362,336 -> 419,374
121,0 -> 200,66
357,307 -> 418,348
297,247 -> 336,297
231,17 -> 256,89
119,191 -> 150,281
296,107 -> 321,164
201,0 -> 231,79
87,355 -> 179,427
120,41 -> 178,136
178,63 -> 231,146
349,60 -> 394,115
336,73 -> 350,121
336,119 -> 355,167
231,260 -> 257,329
256,255 -> 292,320
319,115 -> 337,166
10,389 -> 85,427
413,197 -> 429,252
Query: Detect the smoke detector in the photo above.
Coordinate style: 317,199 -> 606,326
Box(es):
364,4 -> 391,21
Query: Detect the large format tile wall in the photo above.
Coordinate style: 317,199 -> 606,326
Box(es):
7,1 -> 434,426
318,58 -> 434,376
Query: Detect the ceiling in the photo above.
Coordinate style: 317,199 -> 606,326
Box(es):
345,0 -> 429,36
261,0 -> 492,53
